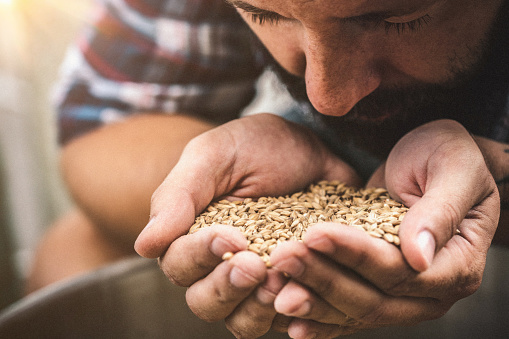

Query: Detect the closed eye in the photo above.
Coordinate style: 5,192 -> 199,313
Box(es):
344,13 -> 433,34
248,11 -> 284,25
382,14 -> 433,34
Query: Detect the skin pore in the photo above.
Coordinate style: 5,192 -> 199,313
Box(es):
227,0 -> 509,157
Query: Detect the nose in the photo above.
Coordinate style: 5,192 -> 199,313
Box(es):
302,28 -> 381,116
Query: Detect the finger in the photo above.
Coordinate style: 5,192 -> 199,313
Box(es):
365,162 -> 386,188
185,251 -> 267,322
385,120 -> 499,271
158,225 -> 247,286
397,184 -> 499,272
270,240 -> 442,325
287,318 -> 357,339
134,129 -> 238,258
271,314 -> 293,333
322,156 -> 362,188
304,223 -> 415,293
225,269 -> 288,338
305,223 -> 486,303
274,280 -> 351,325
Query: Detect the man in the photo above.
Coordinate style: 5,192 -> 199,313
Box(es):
30,0 -> 509,338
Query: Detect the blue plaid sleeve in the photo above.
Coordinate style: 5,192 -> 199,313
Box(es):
54,0 -> 266,144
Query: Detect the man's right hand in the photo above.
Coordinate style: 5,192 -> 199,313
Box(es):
134,113 -> 360,338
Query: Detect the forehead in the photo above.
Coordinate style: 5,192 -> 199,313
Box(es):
236,0 -> 439,17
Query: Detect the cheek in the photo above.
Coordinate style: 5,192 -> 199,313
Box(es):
378,39 -> 453,85
381,1 -> 500,85
251,27 -> 481,88
382,32 -> 485,85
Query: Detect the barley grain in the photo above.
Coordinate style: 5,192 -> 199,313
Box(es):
189,181 -> 408,266
222,252 -> 234,261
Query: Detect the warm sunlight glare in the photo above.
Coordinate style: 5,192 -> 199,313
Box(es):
0,0 -> 91,71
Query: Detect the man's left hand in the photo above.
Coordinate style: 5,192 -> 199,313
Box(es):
269,119 -> 500,339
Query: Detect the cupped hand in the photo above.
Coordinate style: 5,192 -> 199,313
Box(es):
369,119 -> 499,271
269,119 -> 500,338
134,113 -> 360,338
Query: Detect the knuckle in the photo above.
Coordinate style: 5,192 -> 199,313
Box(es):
158,260 -> 189,287
167,272 -> 189,287
186,290 -> 228,322
440,201 -> 462,233
191,249 -> 218,272
211,284 -> 235,305
315,279 -> 340,302
449,266 -> 483,299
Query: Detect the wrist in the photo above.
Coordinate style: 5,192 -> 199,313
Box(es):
472,135 -> 506,178
472,135 -> 509,206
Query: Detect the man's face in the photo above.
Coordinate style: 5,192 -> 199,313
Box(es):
227,0 -> 504,118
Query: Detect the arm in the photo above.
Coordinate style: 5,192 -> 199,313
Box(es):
60,114 -> 215,248
54,0 -> 263,247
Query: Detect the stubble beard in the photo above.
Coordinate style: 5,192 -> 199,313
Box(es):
253,1 -> 509,157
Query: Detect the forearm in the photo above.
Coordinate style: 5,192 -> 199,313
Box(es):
473,135 -> 509,245
60,114 -> 215,249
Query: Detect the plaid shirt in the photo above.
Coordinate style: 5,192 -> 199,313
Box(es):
54,0 -> 266,144
55,0 -> 509,147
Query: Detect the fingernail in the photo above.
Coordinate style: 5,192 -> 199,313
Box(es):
256,286 -> 277,305
210,236 -> 234,257
417,230 -> 436,269
306,236 -> 335,255
292,300 -> 311,317
230,266 -> 258,288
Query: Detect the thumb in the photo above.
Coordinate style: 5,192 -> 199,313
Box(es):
398,187 -> 470,272
382,120 -> 499,272
134,166 -> 215,258
134,133 -> 234,258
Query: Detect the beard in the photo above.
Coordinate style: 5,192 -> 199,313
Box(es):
252,1 -> 509,158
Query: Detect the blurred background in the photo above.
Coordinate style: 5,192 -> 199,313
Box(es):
0,0 -> 298,311
0,0 -> 91,309
0,1 -> 507,337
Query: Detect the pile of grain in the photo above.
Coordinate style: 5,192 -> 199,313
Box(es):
189,181 -> 408,267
